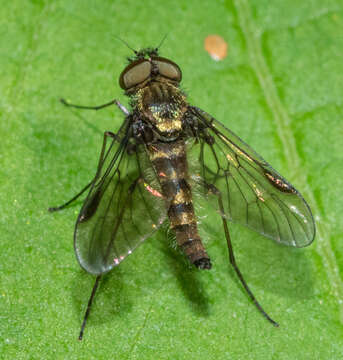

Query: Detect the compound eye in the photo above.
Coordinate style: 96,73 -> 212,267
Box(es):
119,60 -> 151,90
154,57 -> 182,82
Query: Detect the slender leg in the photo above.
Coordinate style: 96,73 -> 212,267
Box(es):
77,178 -> 139,340
60,98 -> 130,115
48,131 -> 117,212
207,184 -> 279,327
48,181 -> 92,212
79,275 -> 102,340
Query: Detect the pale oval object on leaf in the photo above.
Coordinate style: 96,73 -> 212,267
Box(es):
204,35 -> 228,61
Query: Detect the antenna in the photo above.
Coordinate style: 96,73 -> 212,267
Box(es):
156,33 -> 168,51
114,36 -> 138,54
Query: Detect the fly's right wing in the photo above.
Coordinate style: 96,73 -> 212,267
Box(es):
74,118 -> 167,275
187,107 -> 315,247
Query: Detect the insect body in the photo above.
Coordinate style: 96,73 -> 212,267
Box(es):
130,65 -> 211,269
49,46 -> 315,339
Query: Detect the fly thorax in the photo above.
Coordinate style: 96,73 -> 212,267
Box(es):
134,81 -> 187,139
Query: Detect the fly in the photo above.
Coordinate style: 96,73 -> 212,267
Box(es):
49,42 -> 316,340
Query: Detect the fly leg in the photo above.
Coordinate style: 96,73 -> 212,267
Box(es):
78,177 -> 140,340
206,182 -> 279,327
79,275 -> 101,340
50,97 -> 130,212
60,98 -> 130,115
48,131 -> 117,212
48,181 -> 92,212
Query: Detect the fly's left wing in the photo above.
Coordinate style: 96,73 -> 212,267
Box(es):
187,107 -> 315,247
74,118 -> 167,275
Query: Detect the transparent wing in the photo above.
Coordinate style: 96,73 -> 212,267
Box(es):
187,106 -> 315,247
74,118 -> 166,275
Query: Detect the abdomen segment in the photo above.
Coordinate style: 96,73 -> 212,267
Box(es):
148,140 -> 211,269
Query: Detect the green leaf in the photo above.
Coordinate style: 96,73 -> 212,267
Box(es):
1,0 -> 343,358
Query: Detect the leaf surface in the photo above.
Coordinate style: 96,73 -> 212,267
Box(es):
1,0 -> 343,358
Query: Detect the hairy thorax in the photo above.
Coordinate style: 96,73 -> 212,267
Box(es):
134,80 -> 188,138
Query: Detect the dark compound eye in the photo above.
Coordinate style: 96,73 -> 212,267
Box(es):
153,56 -> 182,82
119,59 -> 151,90
119,56 -> 182,90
